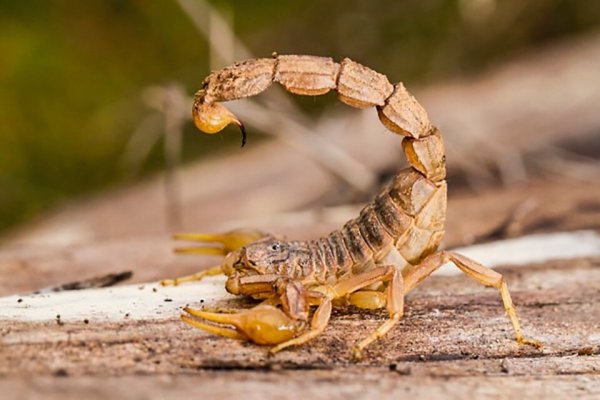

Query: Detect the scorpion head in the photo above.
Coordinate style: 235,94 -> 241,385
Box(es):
222,238 -> 293,295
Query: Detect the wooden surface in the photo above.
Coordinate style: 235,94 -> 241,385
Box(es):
1,256 -> 599,398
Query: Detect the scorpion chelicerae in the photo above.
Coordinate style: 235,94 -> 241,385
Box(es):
161,55 -> 542,359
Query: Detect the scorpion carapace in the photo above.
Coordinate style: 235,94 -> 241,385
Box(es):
161,55 -> 542,359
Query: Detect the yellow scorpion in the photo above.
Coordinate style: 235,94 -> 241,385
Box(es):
161,55 -> 542,360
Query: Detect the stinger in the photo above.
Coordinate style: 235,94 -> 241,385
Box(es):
192,101 -> 247,147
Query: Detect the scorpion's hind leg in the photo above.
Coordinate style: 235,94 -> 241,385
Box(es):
271,266 -> 403,356
403,251 -> 543,349
182,304 -> 303,345
274,266 -> 405,359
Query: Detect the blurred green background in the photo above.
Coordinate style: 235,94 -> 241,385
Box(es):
1,0 -> 599,233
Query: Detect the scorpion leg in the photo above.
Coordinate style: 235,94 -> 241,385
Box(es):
278,265 -> 404,359
334,266 -> 404,360
403,251 -> 543,349
160,265 -> 223,287
270,266 -> 400,354
269,292 -> 332,354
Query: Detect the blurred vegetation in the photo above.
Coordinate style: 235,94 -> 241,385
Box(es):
1,0 -> 599,233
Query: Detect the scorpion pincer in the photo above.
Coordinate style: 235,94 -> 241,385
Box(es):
161,55 -> 543,360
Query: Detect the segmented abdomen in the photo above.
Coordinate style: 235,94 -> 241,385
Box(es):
307,168 -> 446,282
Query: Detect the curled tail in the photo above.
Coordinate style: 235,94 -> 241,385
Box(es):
192,54 -> 444,182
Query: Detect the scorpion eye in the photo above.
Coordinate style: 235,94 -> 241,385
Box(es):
271,243 -> 280,251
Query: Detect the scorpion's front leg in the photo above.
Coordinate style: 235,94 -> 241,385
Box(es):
274,266 -> 405,358
160,265 -> 224,287
160,228 -> 269,286
328,265 -> 404,360
269,292 -> 332,354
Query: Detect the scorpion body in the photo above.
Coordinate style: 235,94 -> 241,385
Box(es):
248,164 -> 446,286
162,55 -> 541,359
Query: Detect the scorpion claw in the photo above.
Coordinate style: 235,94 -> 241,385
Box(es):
182,305 -> 302,346
180,314 -> 247,341
173,229 -> 269,256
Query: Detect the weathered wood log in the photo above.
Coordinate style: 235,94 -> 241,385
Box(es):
1,256 -> 599,397
1,372 -> 599,400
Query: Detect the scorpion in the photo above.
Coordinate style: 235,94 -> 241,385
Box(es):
161,55 -> 543,359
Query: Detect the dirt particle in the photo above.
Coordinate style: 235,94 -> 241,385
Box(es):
56,315 -> 64,326
83,319 -> 89,324
152,288 -> 157,293
53,368 -> 69,377
164,298 -> 173,302
17,298 -> 23,303
268,363 -> 283,371
389,363 -> 411,375
577,347 -> 595,356
500,358 -> 511,374
125,313 -> 130,318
